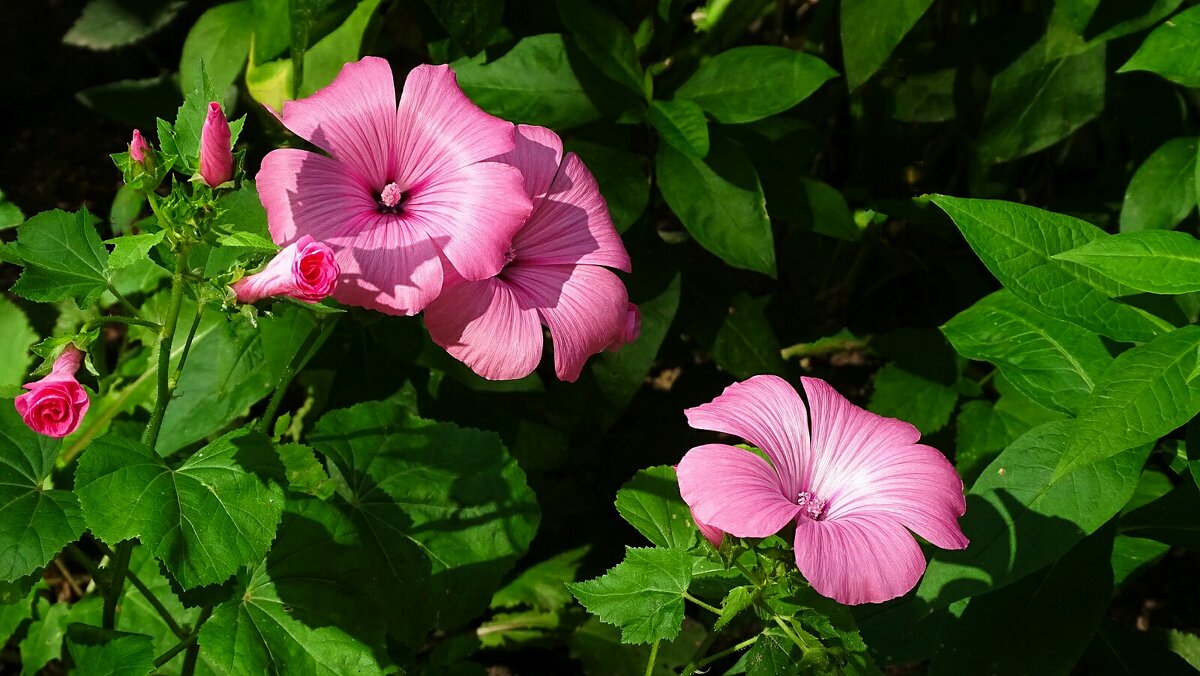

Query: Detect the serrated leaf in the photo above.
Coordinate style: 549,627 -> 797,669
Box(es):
198,496 -> 388,675
105,231 -> 165,270
65,624 -> 155,676
277,442 -> 334,499
840,0 -> 935,89
11,208 -> 111,308
215,231 -> 279,250
744,628 -> 799,676
1054,230 -> 1200,295
942,290 -> 1112,415
19,596 -> 101,676
649,99 -> 709,157
567,547 -> 692,644
930,196 -> 1171,342
714,585 -> 754,632
0,296 -> 37,388
676,46 -> 836,124
160,64 -> 244,176
557,0 -> 644,96
0,189 -> 25,230
614,466 -> 697,550
63,0 -> 185,50
1119,136 -> 1197,233
0,406 -> 85,582
657,138 -> 775,276
74,430 -> 285,589
869,363 -> 957,434
491,546 -> 588,612
1119,5 -> 1200,87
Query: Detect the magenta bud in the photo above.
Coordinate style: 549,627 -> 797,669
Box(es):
199,102 -> 233,187
129,129 -> 150,163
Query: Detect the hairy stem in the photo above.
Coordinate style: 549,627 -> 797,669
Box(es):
644,640 -> 660,676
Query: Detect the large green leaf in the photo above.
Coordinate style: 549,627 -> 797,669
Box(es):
19,596 -> 101,676
942,290 -> 1112,414
74,430 -> 285,589
180,0 -> 254,96
869,363 -> 958,435
424,0 -> 504,55
649,100 -> 709,158
614,466 -> 698,550
1120,5 -> 1200,87
11,208 -> 111,308
567,546 -> 693,645
1119,137 -> 1197,233
840,0 -> 934,89
198,496 -> 389,675
0,406 -> 84,582
0,297 -> 37,388
930,196 -> 1171,342
1054,230 -> 1200,295
675,46 -> 836,124
63,0 -> 185,50
657,139 -> 775,276
309,400 -> 539,643
557,0 -> 644,96
65,625 -> 156,676
712,293 -> 785,380
452,34 -> 602,129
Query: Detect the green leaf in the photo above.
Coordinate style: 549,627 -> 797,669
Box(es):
0,297 -> 37,388
0,406 -> 84,582
657,138 -> 775,276
309,400 -> 539,642
1086,621 -> 1198,675
977,43 -> 1105,163
1111,535 -> 1169,587
869,363 -> 958,434
1056,325 -> 1200,477
65,625 -> 155,676
570,616 -> 707,676
556,0 -> 645,96
840,0 -> 935,90
424,0 -> 504,55
63,0 -> 185,50
954,400 -> 1012,479
105,232 -> 165,271
930,196 -> 1171,342
1119,137 -> 1197,232
592,273 -> 682,415
917,421 -> 1149,608
713,585 -> 755,632
1121,481 -> 1200,551
892,68 -> 956,123
198,496 -> 389,675
19,596 -> 102,676
74,430 -> 285,589
565,141 -> 649,232
795,179 -> 860,241
712,293 -> 786,380
614,466 -> 698,550
567,546 -> 693,645
0,189 -> 25,230
929,526 -> 1114,675
744,628 -> 800,676
675,46 -> 836,124
180,0 -> 254,96
158,65 -> 244,176
1054,230 -> 1200,295
278,442 -> 334,499
452,34 -> 602,129
491,546 -> 588,612
942,290 -> 1112,414
649,100 -> 709,158
11,208 -> 111,308
1120,6 -> 1200,87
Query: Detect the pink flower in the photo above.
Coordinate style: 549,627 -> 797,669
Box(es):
256,57 -> 532,316
694,513 -> 725,548
607,303 -> 641,351
200,102 -> 233,187
676,375 -> 968,605
129,129 -> 150,163
231,235 -> 339,304
14,346 -> 90,438
423,125 -> 632,382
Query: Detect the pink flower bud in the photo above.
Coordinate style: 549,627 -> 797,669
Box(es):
606,303 -> 641,351
199,102 -> 233,187
14,346 -> 90,438
129,129 -> 150,163
231,235 -> 340,304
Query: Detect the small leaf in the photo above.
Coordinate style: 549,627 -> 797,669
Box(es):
840,0 -> 935,89
649,100 -> 709,158
105,232 -> 165,270
0,189 -> 25,230
278,442 -> 334,499
1053,230 -> 1200,295
65,625 -> 156,676
1119,137 -> 1197,233
11,208 -> 111,308
714,586 -> 755,632
491,546 -> 589,612
614,466 -> 698,550
712,294 -> 786,380
567,547 -> 693,645
744,628 -> 800,676
1120,6 -> 1200,87
180,0 -> 254,96
869,363 -> 957,434
63,0 -> 185,50
676,46 -> 836,124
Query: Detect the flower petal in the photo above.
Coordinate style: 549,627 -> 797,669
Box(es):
331,213 -> 443,315
505,264 -> 627,382
800,377 -> 968,550
677,443 -> 800,538
502,125 -> 564,201
257,148 -> 375,246
793,514 -> 927,605
684,375 -> 810,499
280,56 -> 399,184
424,278 -> 544,380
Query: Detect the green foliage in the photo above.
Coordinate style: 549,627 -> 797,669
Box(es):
868,362 -> 958,435
0,297 -> 37,388
840,0 -> 934,90
425,0 -> 504,55
63,0 -> 185,50
10,209 -> 110,308
65,625 -> 156,676
557,0 -> 645,97
713,293 -> 786,380
1119,137 -> 1197,232
1054,230 -> 1200,295
1120,5 -> 1200,86
568,547 -> 693,644
180,1 -> 255,96
649,100 -> 710,158
614,466 -> 698,550
674,46 -> 836,124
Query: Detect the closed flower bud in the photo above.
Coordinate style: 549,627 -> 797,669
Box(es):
129,129 -> 151,164
199,102 -> 233,187
231,235 -> 340,304
14,346 -> 90,438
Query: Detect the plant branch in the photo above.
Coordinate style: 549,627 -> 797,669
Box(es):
153,632 -> 198,668
101,541 -> 133,629
644,640 -> 660,676
124,565 -> 188,638
181,606 -> 213,676
696,634 -> 759,668
107,285 -> 142,317
83,315 -> 161,332
172,302 -> 204,381
142,248 -> 190,450
683,592 -> 722,615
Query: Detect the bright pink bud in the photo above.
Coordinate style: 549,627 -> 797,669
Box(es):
606,303 -> 641,351
129,129 -> 150,163
199,102 -> 233,187
14,346 -> 90,438
231,235 -> 340,304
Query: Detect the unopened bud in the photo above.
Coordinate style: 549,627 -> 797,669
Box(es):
199,102 -> 233,187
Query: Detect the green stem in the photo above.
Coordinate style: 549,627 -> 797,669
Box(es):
65,544 -> 109,596
733,559 -> 764,587
83,315 -> 161,332
772,615 -> 814,652
258,317 -> 336,435
142,248 -> 190,449
124,563 -> 188,638
172,303 -> 204,381
683,592 -> 722,616
644,640 -> 660,676
181,607 -> 213,675
680,630 -> 720,676
101,541 -> 133,629
107,285 -> 141,318
696,634 -> 759,669
153,632 -> 198,668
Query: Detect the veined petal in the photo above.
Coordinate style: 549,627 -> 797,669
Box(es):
800,377 -> 967,550
280,56 -> 399,184
331,213 -> 443,315
793,514 -> 927,605
505,264 -> 628,382
677,444 -> 800,538
501,125 -> 564,201
396,64 -> 518,185
424,278 -> 543,380
684,375 -> 810,499
257,149 -> 374,246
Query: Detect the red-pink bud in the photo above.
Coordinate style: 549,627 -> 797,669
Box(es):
199,102 -> 233,187
231,235 -> 340,304
14,346 -> 90,438
129,129 -> 150,163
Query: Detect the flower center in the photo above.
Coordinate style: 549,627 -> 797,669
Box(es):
378,182 -> 405,213
503,246 -> 517,265
796,491 -> 827,520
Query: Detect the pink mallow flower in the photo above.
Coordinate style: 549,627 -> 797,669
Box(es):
676,375 -> 968,605
14,346 -> 90,438
200,102 -> 233,187
231,235 -> 339,304
129,129 -> 150,163
257,57 -> 532,316
607,303 -> 641,351
423,125 -> 632,382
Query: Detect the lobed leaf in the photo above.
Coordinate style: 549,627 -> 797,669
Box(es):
567,546 -> 693,645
